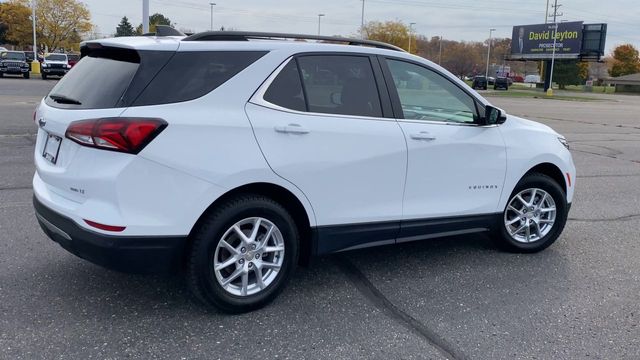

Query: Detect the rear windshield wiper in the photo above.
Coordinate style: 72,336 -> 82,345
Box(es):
49,94 -> 82,105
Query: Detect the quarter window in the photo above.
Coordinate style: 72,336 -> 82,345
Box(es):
264,60 -> 306,112
296,55 -> 383,118
386,59 -> 477,123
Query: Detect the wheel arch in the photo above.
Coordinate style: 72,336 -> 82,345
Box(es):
524,162 -> 567,194
186,182 -> 314,266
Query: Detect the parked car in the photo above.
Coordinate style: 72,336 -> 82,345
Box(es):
67,53 -> 80,67
511,75 -> 524,83
494,77 -> 509,90
471,75 -> 488,90
0,51 -> 30,79
40,53 -> 70,79
487,76 -> 496,85
524,74 -> 541,83
33,31 -> 575,313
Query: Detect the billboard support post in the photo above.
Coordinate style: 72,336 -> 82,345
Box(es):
547,23 -> 559,96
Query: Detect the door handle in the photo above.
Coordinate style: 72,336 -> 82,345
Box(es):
410,131 -> 436,141
274,124 -> 310,134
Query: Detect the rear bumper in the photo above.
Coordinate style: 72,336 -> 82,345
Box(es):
34,195 -> 187,274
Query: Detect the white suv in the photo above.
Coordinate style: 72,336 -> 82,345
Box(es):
33,31 -> 575,312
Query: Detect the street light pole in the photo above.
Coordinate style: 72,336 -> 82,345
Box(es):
408,22 -> 416,53
360,0 -> 365,39
31,0 -> 37,60
209,3 -> 216,31
142,0 -> 149,33
485,28 -> 495,80
317,14 -> 325,36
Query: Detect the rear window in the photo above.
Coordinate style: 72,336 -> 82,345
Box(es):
46,54 -> 140,109
133,51 -> 266,106
46,49 -> 266,109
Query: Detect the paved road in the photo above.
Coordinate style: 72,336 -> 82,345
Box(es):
1,78 -> 639,359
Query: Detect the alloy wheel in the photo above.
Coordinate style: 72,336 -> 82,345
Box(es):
213,217 -> 285,296
504,188 -> 556,243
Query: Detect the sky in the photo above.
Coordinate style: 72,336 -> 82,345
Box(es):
84,0 -> 639,54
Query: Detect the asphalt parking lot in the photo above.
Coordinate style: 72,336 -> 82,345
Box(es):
1,77 -> 639,359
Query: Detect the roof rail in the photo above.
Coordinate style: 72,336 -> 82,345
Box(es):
182,31 -> 405,52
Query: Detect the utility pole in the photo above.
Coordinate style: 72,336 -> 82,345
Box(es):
360,0 -> 365,39
317,14 -> 325,36
485,28 -> 496,80
438,35 -> 443,65
546,0 -> 563,96
408,22 -> 416,53
209,3 -> 216,31
142,0 -> 149,33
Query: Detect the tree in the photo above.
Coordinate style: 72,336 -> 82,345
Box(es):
136,13 -> 172,34
553,60 -> 582,89
361,20 -> 415,53
36,0 -> 92,51
0,0 -> 33,46
609,44 -> 640,77
115,16 -> 135,37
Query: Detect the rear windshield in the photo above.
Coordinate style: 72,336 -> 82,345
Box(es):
46,49 -> 266,109
47,55 -> 139,109
2,52 -> 26,60
45,54 -> 67,61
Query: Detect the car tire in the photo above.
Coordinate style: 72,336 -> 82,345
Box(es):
0,73 -> 3,78
493,173 -> 568,253
23,72 -> 30,79
41,74 -> 47,80
187,194 -> 299,313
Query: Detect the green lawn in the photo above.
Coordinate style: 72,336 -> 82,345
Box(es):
482,89 -> 604,102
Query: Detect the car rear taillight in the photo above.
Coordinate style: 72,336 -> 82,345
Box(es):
83,219 -> 126,232
65,118 -> 167,154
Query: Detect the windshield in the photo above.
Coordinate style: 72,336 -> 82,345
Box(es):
45,54 -> 67,61
2,52 -> 26,61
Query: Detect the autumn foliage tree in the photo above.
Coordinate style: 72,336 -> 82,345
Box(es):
36,0 -> 92,51
609,44 -> 640,77
361,20 -> 415,53
0,0 -> 33,46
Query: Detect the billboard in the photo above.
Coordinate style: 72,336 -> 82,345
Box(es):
511,21 -> 583,59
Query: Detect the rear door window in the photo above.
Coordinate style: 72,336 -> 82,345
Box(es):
296,55 -> 383,118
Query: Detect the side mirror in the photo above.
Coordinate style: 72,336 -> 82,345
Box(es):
483,105 -> 507,125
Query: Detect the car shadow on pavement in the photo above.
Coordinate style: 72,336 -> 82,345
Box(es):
14,231 -> 569,321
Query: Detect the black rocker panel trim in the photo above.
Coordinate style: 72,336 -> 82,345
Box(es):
314,213 -> 499,255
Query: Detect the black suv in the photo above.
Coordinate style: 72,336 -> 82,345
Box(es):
494,77 -> 509,90
0,51 -> 30,79
471,75 -> 488,90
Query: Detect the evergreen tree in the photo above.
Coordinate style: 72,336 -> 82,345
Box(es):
115,16 -> 135,37
553,60 -> 582,89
